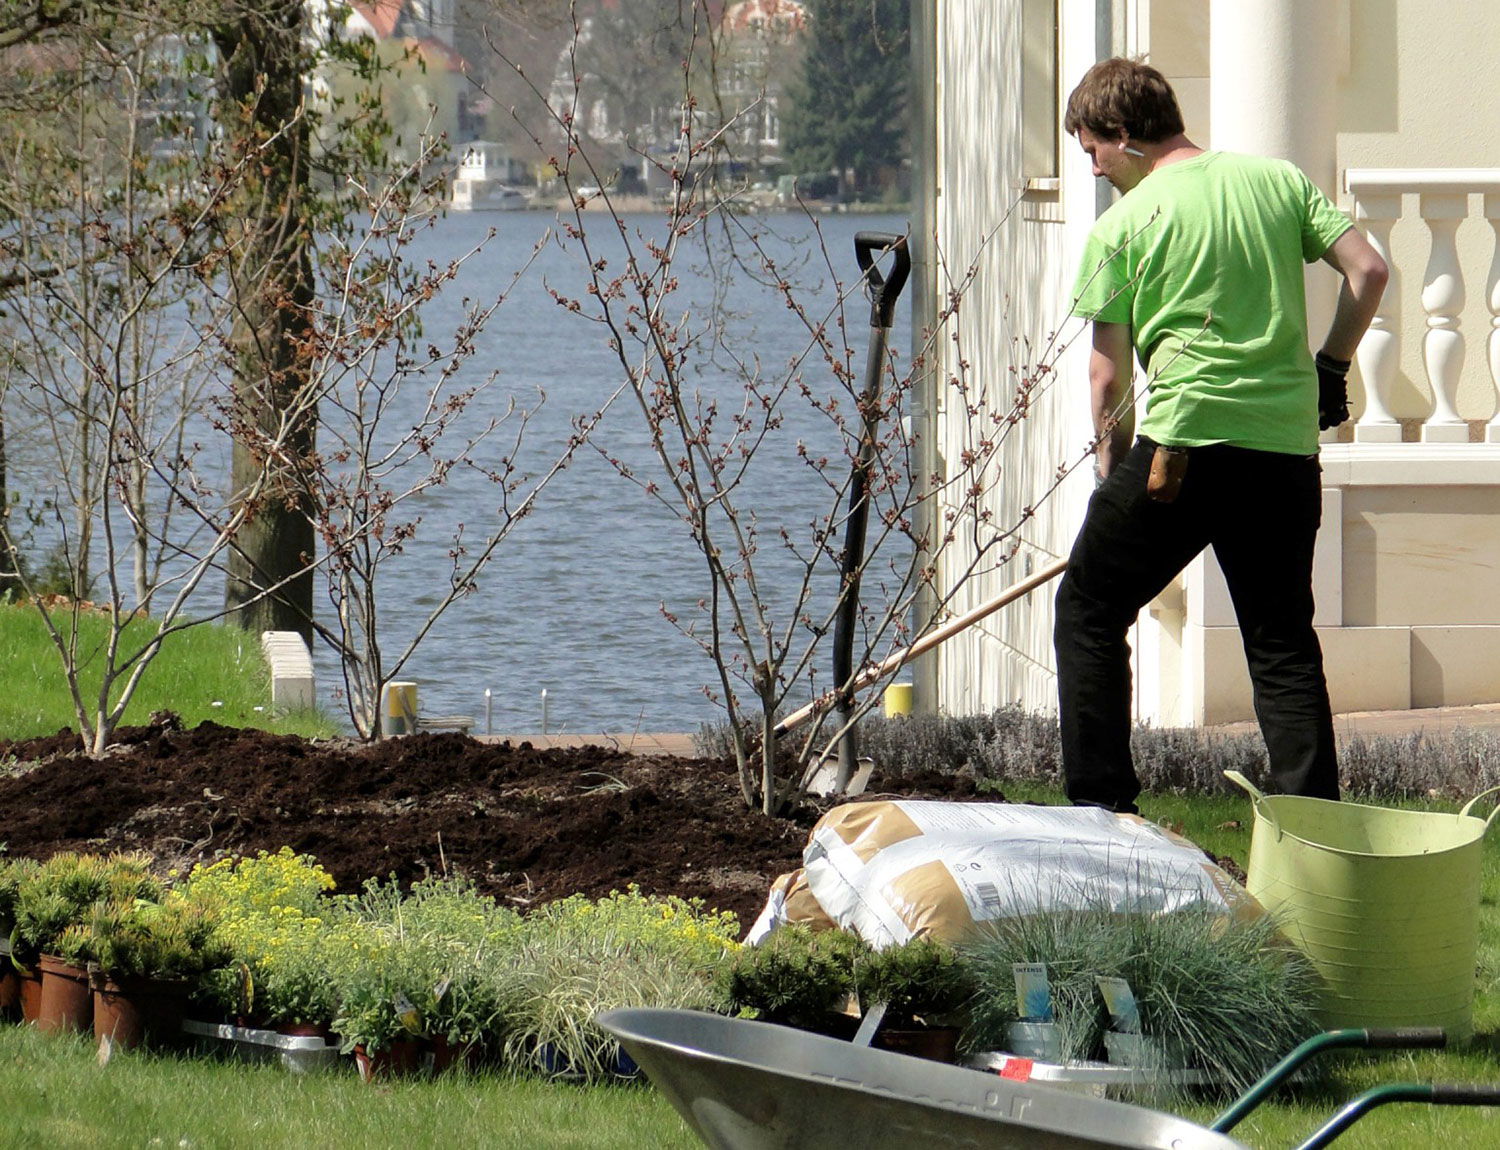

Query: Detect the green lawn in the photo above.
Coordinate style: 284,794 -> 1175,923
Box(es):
0,1026 -> 698,1149
0,603 -> 342,742
2,780 -> 1495,1147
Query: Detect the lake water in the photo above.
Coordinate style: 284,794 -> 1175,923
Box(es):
354,208 -> 913,735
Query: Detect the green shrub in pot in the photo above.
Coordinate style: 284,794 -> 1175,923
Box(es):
0,857 -> 39,942
712,925 -> 871,1030
12,852 -> 161,961
54,889 -> 228,982
854,936 -> 978,1027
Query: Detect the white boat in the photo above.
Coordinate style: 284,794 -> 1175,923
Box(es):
450,142 -> 532,211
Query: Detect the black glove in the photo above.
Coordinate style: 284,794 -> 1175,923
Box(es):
1315,351 -> 1351,431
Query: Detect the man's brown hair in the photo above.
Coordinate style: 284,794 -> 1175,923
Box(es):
1064,57 -> 1185,143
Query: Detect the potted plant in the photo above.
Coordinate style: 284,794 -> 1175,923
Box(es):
0,857 -> 39,1019
199,910 -> 347,1035
345,873 -> 521,1070
55,889 -> 228,1049
331,929 -> 434,1081
853,936 -> 977,1062
13,852 -> 161,1034
186,848 -> 347,1035
712,925 -> 870,1036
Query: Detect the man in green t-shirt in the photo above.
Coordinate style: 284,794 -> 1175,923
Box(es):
1054,58 -> 1388,814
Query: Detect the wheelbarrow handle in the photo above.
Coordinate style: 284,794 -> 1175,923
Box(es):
1362,1026 -> 1447,1049
1292,1082 -> 1500,1150
1428,1083 -> 1500,1104
853,232 -> 911,329
1211,1028 -> 1448,1134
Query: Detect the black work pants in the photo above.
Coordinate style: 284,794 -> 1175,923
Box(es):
1054,438 -> 1339,812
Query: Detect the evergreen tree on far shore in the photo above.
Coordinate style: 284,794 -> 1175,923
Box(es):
781,0 -> 910,202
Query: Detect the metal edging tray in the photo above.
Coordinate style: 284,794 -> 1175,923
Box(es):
965,1050 -> 1216,1094
181,1018 -> 342,1073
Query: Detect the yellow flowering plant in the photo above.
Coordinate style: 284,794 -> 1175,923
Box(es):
185,849 -> 349,1026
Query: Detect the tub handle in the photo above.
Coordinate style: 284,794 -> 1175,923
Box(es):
1458,785 -> 1500,831
1224,770 -> 1282,840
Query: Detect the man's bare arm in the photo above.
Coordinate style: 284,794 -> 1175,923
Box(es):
1090,321 -> 1135,478
1319,226 -> 1390,360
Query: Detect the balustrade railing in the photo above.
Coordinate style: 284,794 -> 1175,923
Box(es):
1344,168 -> 1500,444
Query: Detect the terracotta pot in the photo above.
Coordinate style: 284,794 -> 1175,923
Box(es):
426,1036 -> 488,1075
36,955 -> 92,1034
353,1038 -> 422,1082
427,1035 -> 458,1074
17,965 -> 43,1024
0,966 -> 19,1017
92,974 -> 188,1050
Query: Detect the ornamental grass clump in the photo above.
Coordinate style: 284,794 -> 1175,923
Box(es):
962,908 -> 1128,1063
1113,910 -> 1322,1093
962,908 -> 1322,1096
494,888 -> 740,1082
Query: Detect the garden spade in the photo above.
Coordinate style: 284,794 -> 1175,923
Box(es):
828,232 -> 911,792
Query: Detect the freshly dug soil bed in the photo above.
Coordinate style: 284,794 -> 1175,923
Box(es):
0,718 -> 986,930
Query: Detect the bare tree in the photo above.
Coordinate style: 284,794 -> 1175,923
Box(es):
481,3 -> 1107,813
290,123 -> 618,737
0,10 -> 603,750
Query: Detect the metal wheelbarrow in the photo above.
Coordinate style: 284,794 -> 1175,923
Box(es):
598,1008 -> 1499,1150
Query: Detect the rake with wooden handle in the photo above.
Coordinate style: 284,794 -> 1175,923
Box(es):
774,557 -> 1068,741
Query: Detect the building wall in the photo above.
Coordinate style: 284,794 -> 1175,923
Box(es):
1337,0 -> 1500,422
927,0 -> 1112,718
925,0 -> 1500,726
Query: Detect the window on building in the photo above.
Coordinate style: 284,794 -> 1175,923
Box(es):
1021,0 -> 1059,183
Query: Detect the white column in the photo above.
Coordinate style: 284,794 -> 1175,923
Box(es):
1486,193 -> 1500,443
1209,0 -> 1340,191
1419,192 -> 1470,442
1351,193 -> 1403,441
1210,0 -> 1343,380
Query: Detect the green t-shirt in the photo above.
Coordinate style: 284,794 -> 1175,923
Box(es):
1070,151 -> 1352,455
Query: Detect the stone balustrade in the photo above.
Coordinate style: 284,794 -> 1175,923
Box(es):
1344,168 -> 1500,445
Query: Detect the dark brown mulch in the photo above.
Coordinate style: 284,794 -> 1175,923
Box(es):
0,719 -> 985,931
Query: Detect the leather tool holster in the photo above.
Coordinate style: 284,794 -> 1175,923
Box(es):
1146,445 -> 1190,503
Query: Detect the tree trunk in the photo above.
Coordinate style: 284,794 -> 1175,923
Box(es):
215,0 -> 317,643
0,412 -> 16,598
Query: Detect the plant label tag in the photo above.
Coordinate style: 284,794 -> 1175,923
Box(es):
393,992 -> 421,1034
1096,976 -> 1141,1033
1012,962 -> 1052,1020
997,1056 -> 1034,1081
433,977 -> 451,1002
